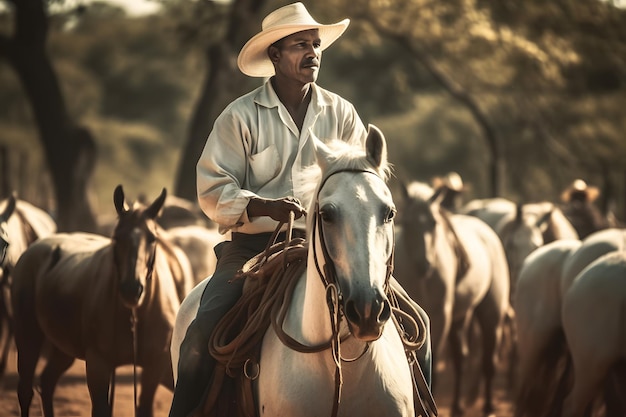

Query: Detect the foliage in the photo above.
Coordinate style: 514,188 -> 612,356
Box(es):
0,3 -> 203,212
1,0 -> 625,220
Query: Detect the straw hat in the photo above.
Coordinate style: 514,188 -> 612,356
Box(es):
433,172 -> 465,192
237,2 -> 350,77
560,179 -> 600,203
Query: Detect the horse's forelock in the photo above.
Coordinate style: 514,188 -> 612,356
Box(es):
298,140 -> 392,218
320,140 -> 391,180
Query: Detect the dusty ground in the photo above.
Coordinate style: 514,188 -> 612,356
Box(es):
0,345 -> 516,417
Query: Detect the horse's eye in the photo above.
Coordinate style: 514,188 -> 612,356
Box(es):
385,207 -> 397,223
319,205 -> 336,223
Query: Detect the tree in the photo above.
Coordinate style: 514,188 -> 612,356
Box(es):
0,0 -> 97,232
173,0 -> 271,200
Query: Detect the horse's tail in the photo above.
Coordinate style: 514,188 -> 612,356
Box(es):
514,328 -> 570,417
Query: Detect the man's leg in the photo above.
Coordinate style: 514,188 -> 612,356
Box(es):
168,239 -> 260,417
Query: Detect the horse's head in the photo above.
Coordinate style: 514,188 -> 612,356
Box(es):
0,194 -> 16,267
112,185 -> 165,308
497,203 -> 544,286
311,124 -> 395,342
397,180 -> 441,279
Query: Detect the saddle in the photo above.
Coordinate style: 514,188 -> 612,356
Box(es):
196,234 -> 437,417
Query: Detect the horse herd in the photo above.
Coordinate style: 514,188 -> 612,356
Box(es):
0,126 -> 624,417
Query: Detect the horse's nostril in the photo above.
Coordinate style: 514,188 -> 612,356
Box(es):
344,299 -> 360,324
378,300 -> 391,323
120,281 -> 144,303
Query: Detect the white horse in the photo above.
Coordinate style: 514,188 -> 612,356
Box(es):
514,228 -> 626,417
172,125 -> 430,417
513,239 -> 582,417
394,181 -> 510,417
561,250 -> 626,417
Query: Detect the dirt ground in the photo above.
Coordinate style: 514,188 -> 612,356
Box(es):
0,345 -> 516,417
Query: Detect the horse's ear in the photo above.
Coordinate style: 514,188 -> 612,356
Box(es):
144,188 -> 167,220
0,192 -> 16,222
514,203 -> 524,225
536,208 -> 553,233
365,124 -> 387,169
114,185 -> 129,215
429,186 -> 445,208
311,129 -> 332,171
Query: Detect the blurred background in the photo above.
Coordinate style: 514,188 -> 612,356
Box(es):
1,0 -> 625,232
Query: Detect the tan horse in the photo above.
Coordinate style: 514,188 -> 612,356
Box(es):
11,185 -> 194,417
0,194 -> 57,381
395,181 -> 510,417
165,225 -> 227,285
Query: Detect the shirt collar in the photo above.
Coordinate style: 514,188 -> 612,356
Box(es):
254,78 -> 330,111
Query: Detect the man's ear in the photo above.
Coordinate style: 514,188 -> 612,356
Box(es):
268,45 -> 280,64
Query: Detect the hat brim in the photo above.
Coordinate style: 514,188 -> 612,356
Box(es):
237,19 -> 349,78
560,185 -> 600,202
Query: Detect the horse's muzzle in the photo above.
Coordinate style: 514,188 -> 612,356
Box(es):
344,292 -> 391,341
119,280 -> 144,306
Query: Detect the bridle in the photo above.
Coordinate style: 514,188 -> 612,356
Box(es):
311,167 -> 395,309
109,224 -> 158,417
283,167 -> 395,417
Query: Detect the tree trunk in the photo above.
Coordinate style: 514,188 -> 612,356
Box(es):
174,0 -> 267,201
0,0 -> 97,232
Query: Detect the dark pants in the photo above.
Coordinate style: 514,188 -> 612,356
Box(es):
169,232 -> 278,417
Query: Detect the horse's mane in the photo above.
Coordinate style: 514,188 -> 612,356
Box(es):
295,139 -> 392,213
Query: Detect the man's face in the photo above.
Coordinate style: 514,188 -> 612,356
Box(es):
269,29 -> 322,85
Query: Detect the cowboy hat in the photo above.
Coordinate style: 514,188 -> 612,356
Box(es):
560,179 -> 600,203
432,172 -> 466,192
237,2 -> 350,77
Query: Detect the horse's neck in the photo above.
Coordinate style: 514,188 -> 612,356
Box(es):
143,249 -> 181,314
283,247 -> 334,345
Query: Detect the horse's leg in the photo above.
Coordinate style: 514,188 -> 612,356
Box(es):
502,307 -> 518,391
39,346 -> 75,417
14,315 -> 44,417
448,317 -> 469,417
85,351 -> 114,417
604,363 -> 626,417
474,295 -> 503,417
0,282 -> 12,379
136,353 -> 170,417
561,352 -> 609,417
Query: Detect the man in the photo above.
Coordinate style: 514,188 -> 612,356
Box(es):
169,3 -> 431,416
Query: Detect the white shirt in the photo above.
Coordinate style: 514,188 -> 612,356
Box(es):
197,79 -> 367,235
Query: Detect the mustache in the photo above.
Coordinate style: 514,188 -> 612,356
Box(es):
302,58 -> 320,67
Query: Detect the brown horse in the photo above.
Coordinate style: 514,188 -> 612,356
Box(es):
0,194 -> 57,381
11,185 -> 194,417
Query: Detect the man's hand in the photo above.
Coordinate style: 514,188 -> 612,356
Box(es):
247,197 -> 307,222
